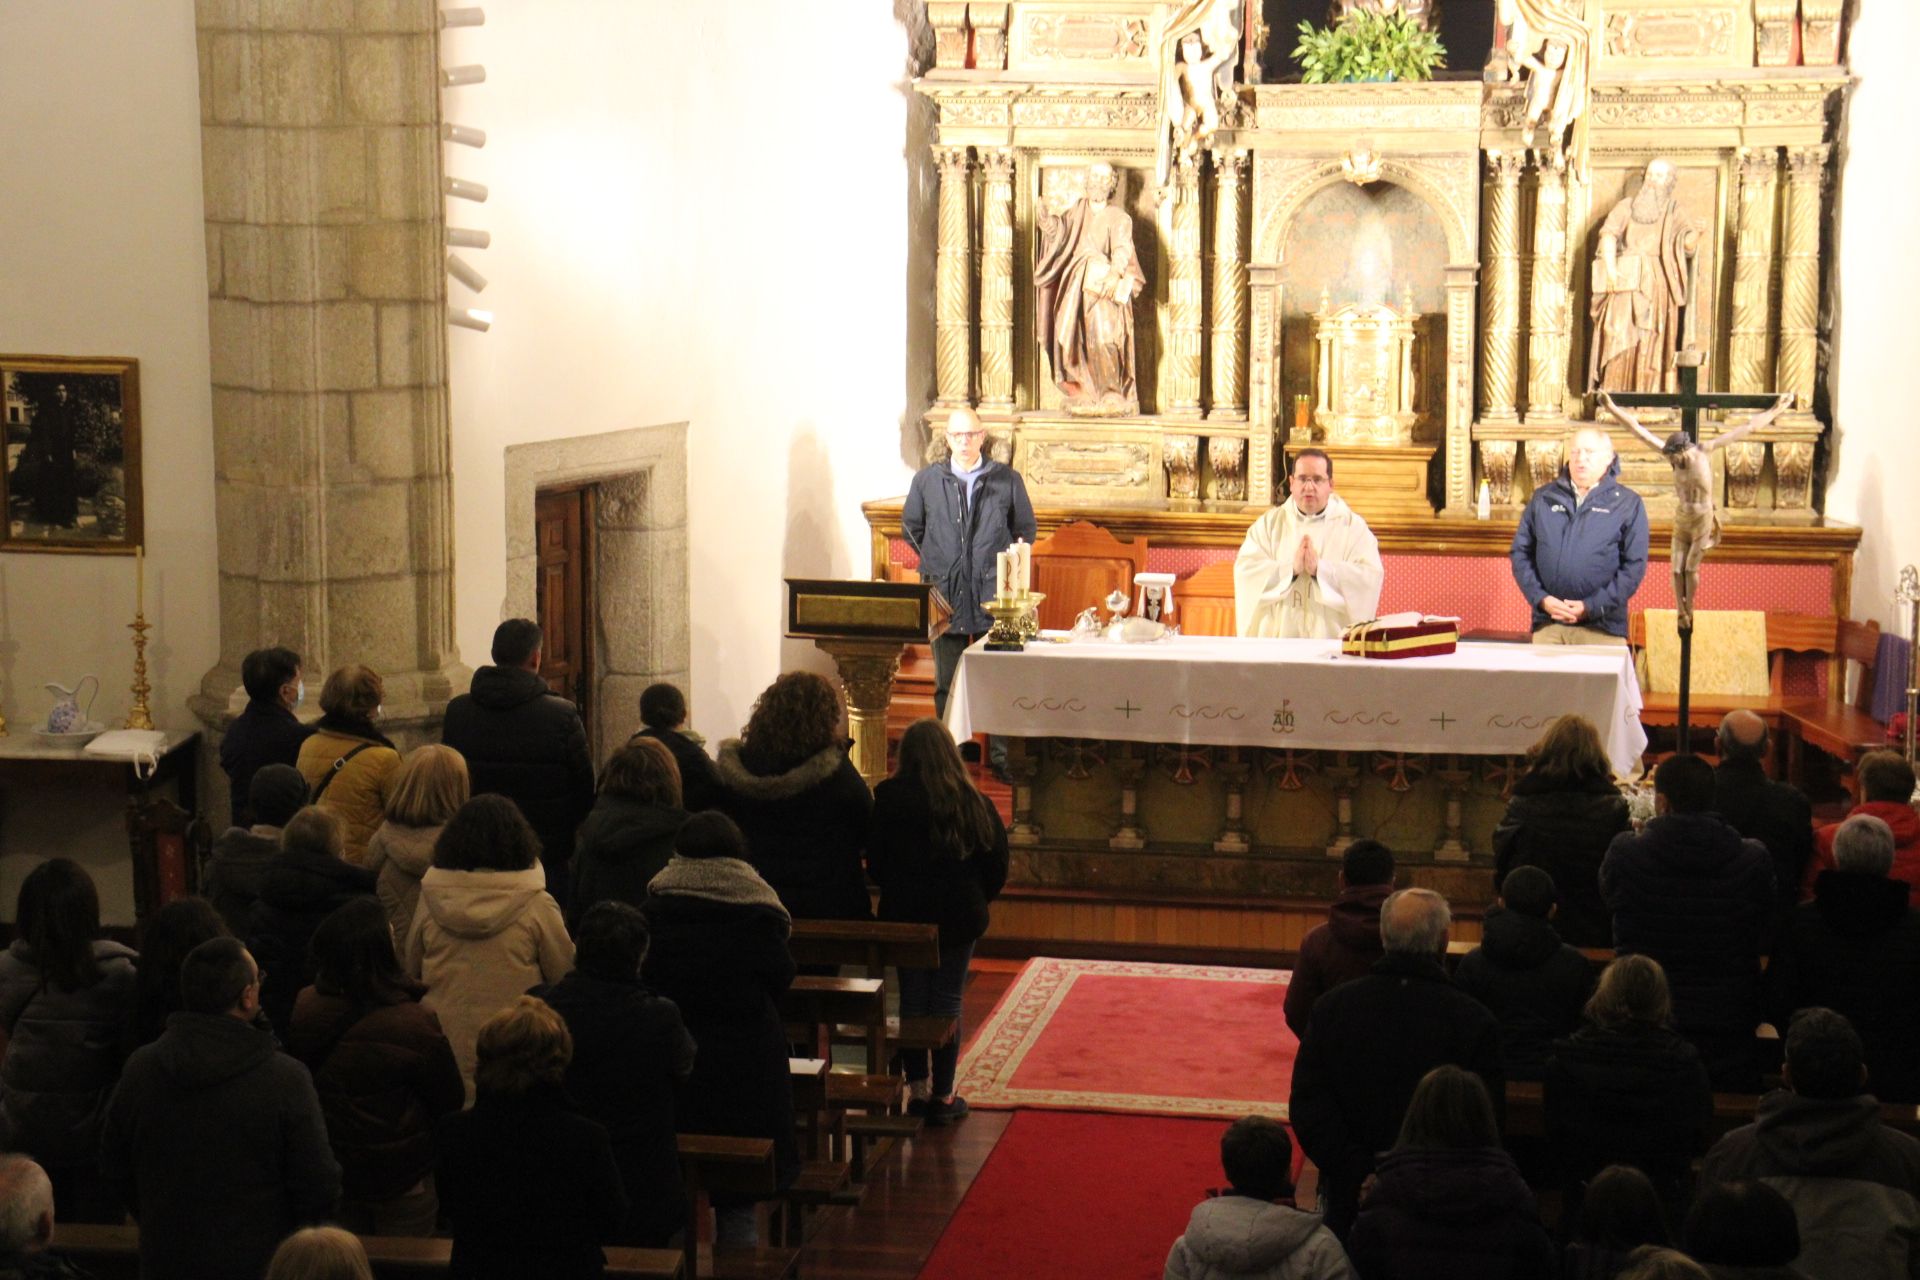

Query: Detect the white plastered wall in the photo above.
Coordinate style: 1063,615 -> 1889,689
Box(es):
442,2 -> 934,745
1828,0 -> 1920,634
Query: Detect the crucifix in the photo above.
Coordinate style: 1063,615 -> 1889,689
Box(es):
1600,349 -> 1792,753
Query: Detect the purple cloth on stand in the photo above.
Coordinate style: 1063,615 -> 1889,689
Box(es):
1873,632 -> 1911,724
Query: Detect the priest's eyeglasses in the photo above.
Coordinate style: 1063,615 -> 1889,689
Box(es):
948,429 -> 987,441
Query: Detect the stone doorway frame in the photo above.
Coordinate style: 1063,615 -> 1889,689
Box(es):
503,422 -> 690,764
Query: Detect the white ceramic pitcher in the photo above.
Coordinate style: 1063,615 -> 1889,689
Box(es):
44,675 -> 99,733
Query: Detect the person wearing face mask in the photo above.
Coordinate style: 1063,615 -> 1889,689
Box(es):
901,408 -> 1036,781
1510,425 -> 1649,645
220,647 -> 317,827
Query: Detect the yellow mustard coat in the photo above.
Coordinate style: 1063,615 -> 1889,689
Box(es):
296,728 -> 402,865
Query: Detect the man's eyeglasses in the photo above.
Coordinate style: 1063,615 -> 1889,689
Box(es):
948,430 -> 987,441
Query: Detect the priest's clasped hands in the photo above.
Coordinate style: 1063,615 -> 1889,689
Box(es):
1292,537 -> 1320,578
1540,595 -> 1588,624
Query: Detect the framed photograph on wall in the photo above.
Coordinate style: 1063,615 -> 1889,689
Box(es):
0,354 -> 142,554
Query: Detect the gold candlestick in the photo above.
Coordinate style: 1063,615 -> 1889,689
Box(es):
983,591 -> 1045,652
126,612 -> 155,731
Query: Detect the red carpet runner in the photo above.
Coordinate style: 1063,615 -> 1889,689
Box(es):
954,957 -> 1297,1118
918,1111 -> 1230,1280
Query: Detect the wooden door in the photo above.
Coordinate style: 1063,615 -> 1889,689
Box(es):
534,485 -> 595,741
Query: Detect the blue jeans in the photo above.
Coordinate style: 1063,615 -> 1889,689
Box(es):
897,942 -> 974,1097
932,634 -> 1005,771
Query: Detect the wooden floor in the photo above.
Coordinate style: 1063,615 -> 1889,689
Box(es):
794,963 -> 1019,1278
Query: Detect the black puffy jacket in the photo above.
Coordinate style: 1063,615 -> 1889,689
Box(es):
1543,1020 -> 1713,1209
1768,871 -> 1920,1103
442,665 -> 595,869
0,939 -> 137,1169
1453,907 -> 1594,1080
715,741 -> 873,921
1493,772 -> 1630,948
246,850 -> 377,1035
1599,812 -> 1774,1038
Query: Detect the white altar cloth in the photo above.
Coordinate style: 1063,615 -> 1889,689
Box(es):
947,635 -> 1647,775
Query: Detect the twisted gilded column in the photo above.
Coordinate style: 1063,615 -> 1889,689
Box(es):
977,149 -> 1015,410
934,145 -> 973,408
1523,150 -> 1570,424
1208,150 -> 1249,419
1776,144 -> 1828,413
1730,149 -> 1780,394
1167,156 -> 1204,416
1480,150 -> 1525,423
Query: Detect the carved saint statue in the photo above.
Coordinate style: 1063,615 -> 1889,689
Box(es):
1589,159 -> 1702,396
1496,0 -> 1587,152
1035,163 -> 1147,417
1601,390 -> 1793,630
1156,0 -> 1241,189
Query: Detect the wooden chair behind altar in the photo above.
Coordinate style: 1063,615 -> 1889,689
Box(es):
1177,560 -> 1238,637
1029,521 -> 1149,632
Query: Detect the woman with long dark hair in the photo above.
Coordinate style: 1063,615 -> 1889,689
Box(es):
714,671 -> 872,920
128,896 -> 228,1050
0,858 -> 138,1221
1347,1065 -> 1555,1279
868,718 -> 1008,1125
287,897 -> 463,1236
1492,714 -> 1630,947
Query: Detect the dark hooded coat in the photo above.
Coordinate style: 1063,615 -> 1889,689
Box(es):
1453,907 -> 1593,1079
1347,1147 -> 1556,1280
715,740 -> 873,921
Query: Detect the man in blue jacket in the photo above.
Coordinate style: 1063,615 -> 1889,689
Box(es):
1510,426 -> 1648,644
901,408 -> 1036,778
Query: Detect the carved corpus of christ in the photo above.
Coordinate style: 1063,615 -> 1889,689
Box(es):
1600,391 -> 1792,631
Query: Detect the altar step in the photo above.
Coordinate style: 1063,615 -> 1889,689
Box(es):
977,880 -> 1491,969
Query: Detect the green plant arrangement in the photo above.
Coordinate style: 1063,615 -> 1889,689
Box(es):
1293,11 -> 1447,84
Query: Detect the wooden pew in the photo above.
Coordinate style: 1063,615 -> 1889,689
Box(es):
674,1134 -> 802,1279
780,975 -> 910,1178
1504,1079 -> 1920,1145
789,919 -> 960,1062
49,1223 -> 686,1279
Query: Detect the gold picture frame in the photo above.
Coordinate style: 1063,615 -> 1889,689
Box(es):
0,354 -> 142,554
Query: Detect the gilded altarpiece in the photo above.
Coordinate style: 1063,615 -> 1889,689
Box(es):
917,0 -> 1849,520
904,1 -> 1856,924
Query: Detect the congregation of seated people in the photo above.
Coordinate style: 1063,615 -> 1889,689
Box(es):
1,619 -> 1914,1280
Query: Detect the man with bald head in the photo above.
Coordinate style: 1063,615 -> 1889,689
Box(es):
1289,886 -> 1502,1237
902,408 -> 1036,778
1510,425 -> 1648,644
1711,709 -> 1814,921
0,1155 -> 68,1279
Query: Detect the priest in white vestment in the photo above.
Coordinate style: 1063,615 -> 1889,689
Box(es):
1234,448 -> 1385,638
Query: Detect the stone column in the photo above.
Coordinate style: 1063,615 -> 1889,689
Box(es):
977,149 -> 1015,411
193,1 -> 463,748
813,639 -> 901,787
934,145 -> 973,408
1208,150 -> 1248,419
1480,150 -> 1525,424
1523,150 -> 1570,425
1730,149 -> 1781,394
1167,156 -> 1205,416
1777,144 -> 1828,414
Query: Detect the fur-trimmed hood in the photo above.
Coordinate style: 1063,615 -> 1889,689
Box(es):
714,740 -> 845,802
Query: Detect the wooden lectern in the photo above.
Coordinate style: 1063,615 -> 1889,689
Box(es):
785,579 -> 947,786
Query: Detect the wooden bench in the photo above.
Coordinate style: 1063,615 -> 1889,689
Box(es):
1628,612 -> 1883,777
674,1134 -> 804,1279
782,975 -> 886,1071
50,1223 -> 686,1279
789,920 -> 961,1061
1504,1080 -> 1920,1145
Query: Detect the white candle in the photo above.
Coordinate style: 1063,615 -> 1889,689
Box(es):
996,550 -> 1012,600
136,544 -> 145,616
1015,540 -> 1031,594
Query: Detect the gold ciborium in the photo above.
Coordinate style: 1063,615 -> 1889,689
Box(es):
983,591 -> 1045,651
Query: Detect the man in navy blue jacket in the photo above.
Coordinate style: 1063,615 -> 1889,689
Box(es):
1509,426 -> 1648,644
901,409 -> 1036,777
